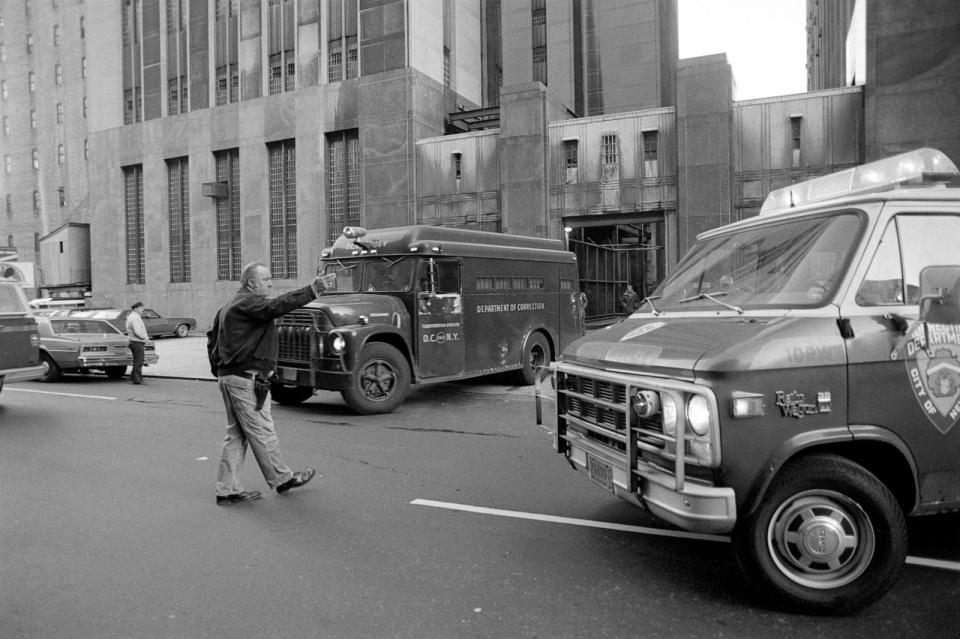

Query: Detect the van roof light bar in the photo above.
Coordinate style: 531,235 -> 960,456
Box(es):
760,148 -> 959,215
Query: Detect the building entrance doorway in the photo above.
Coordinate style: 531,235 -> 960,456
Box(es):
567,219 -> 664,323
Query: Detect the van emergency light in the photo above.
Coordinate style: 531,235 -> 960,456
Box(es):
760,148 -> 959,216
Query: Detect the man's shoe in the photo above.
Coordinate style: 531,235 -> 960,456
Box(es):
276,469 -> 316,494
216,490 -> 262,505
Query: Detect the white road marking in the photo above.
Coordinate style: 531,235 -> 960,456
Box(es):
5,387 -> 116,400
411,498 -> 960,573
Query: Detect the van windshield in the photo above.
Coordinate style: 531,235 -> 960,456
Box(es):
323,258 -> 416,293
649,212 -> 863,312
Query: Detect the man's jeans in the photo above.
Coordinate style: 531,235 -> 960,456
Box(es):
216,374 -> 294,495
128,340 -> 145,383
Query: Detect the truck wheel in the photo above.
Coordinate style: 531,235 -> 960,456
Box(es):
105,366 -> 127,379
40,353 -> 61,382
517,332 -> 550,386
342,342 -> 410,414
175,323 -> 190,338
270,382 -> 315,405
732,454 -> 907,615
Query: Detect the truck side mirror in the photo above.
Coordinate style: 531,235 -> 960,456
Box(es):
918,265 -> 960,324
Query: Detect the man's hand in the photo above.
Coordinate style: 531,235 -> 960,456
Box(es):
311,272 -> 337,296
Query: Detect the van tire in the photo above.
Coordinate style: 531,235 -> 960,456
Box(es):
732,454 -> 907,615
270,382 -> 315,405
517,332 -> 550,386
342,342 -> 410,415
40,353 -> 61,382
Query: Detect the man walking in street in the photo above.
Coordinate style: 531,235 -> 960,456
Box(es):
207,262 -> 334,505
125,302 -> 148,384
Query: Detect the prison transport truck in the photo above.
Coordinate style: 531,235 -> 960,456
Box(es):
536,148 -> 960,614
0,278 -> 44,396
273,225 -> 583,414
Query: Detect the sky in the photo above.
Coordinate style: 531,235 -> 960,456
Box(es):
677,0 -> 808,100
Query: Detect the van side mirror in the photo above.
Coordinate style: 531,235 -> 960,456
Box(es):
918,265 -> 960,324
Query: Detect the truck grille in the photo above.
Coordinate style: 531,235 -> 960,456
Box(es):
277,311 -> 329,362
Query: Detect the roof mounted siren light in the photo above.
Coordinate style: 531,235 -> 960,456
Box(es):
342,226 -> 367,239
760,148 -> 960,216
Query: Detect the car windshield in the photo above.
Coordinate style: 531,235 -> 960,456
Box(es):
51,319 -> 123,335
323,258 -> 416,293
648,212 -> 864,312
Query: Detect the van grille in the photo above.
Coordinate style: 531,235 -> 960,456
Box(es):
561,372 -> 628,433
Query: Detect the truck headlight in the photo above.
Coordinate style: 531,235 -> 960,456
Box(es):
330,333 -> 346,355
686,395 -> 712,436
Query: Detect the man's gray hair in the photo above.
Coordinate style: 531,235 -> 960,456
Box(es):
240,262 -> 268,290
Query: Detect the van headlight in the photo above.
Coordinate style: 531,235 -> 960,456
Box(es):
686,395 -> 712,436
661,394 -> 678,437
330,333 -> 346,355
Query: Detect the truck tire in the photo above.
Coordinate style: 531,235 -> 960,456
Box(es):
517,332 -> 550,386
105,366 -> 127,379
732,453 -> 907,615
40,353 -> 61,382
341,342 -> 410,415
270,382 -> 315,405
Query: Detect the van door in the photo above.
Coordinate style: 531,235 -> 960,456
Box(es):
846,212 -> 960,510
416,259 -> 465,378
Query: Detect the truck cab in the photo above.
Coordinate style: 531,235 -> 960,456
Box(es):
537,148 -> 960,614
0,279 -> 45,395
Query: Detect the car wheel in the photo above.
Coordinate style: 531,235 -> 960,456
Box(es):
40,353 -> 61,382
270,382 -> 315,405
732,454 -> 907,615
175,323 -> 190,338
341,342 -> 410,415
516,332 -> 550,386
105,366 -> 127,379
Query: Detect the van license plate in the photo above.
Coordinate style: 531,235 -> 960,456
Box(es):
586,453 -> 614,492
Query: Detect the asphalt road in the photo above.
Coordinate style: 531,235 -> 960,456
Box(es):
1,373 -> 958,638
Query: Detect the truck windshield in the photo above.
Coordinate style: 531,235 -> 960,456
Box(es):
323,258 -> 415,293
650,212 -> 863,312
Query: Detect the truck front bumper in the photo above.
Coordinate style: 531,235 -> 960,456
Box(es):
562,432 -> 737,535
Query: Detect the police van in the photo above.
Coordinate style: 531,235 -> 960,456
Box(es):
536,148 -> 960,613
273,225 -> 583,414
0,278 -> 44,396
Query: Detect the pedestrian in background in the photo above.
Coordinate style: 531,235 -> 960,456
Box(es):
125,301 -> 148,384
207,261 -> 335,505
621,284 -> 639,313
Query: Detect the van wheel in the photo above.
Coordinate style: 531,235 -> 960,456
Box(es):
342,343 -> 410,415
270,382 -> 315,405
517,332 -> 550,386
40,353 -> 61,382
732,454 -> 907,615
105,366 -> 127,379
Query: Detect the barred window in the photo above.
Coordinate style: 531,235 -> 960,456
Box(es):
476,277 -> 494,291
215,0 -> 240,105
531,0 -> 547,84
529,277 -> 544,289
642,130 -> 658,178
167,157 -> 191,283
326,130 -> 360,243
269,140 -> 297,279
327,0 -> 358,82
268,0 -> 296,94
124,165 -> 145,285
215,148 -> 241,281
601,133 -> 619,165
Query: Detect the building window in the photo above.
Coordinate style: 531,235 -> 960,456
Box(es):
58,187 -> 66,207
56,103 -> 63,124
53,24 -> 60,46
642,130 -> 659,178
531,0 -> 547,84
57,144 -> 64,165
6,195 -> 12,216
1,43 -> 5,62
2,116 -> 8,135
453,152 -> 462,181
326,130 -> 360,243
601,133 -> 619,165
215,0 -> 240,105
82,96 -> 87,119
55,64 -> 62,85
1,80 -> 6,99
215,148 -> 241,281
122,0 -> 143,124
124,165 -> 145,285
32,149 -> 39,169
33,190 -> 40,212
29,71 -> 35,92
80,16 -> 85,39
31,110 -> 37,128
563,139 -> 578,183
268,0 -> 295,94
327,0 -> 358,83
268,140 -> 297,278
84,138 -> 88,160
168,77 -> 188,115
791,116 -> 802,168
4,156 -> 10,173
167,0 -> 189,114
82,57 -> 87,78
26,34 -> 33,54
167,157 -> 191,283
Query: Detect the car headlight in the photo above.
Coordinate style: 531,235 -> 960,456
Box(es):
330,333 -> 346,355
686,395 -> 712,436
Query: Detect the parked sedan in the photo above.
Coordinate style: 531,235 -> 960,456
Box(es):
68,308 -> 196,338
37,317 -> 158,382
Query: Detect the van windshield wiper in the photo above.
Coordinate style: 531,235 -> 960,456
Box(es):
639,295 -> 663,316
678,291 -> 743,314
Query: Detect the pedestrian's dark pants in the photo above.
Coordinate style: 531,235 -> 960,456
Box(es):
129,340 -> 145,383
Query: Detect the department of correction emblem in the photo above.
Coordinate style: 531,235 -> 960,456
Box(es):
898,323 -> 960,434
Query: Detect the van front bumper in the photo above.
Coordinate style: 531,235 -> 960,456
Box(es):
562,433 -> 737,535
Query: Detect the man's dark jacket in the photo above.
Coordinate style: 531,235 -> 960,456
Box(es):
207,285 -> 316,378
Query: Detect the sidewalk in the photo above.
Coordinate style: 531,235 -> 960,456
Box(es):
147,335 -> 214,381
